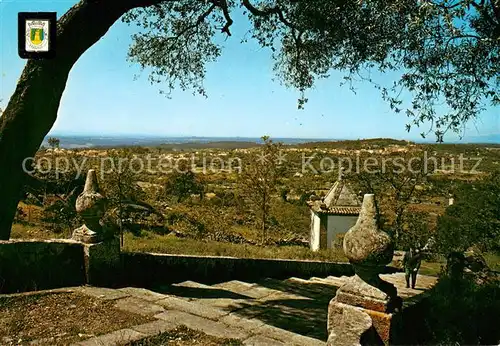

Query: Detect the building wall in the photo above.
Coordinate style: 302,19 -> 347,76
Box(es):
326,215 -> 358,249
310,210 -> 321,251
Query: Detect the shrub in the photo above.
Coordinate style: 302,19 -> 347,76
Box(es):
164,170 -> 205,203
400,275 -> 500,345
436,171 -> 500,255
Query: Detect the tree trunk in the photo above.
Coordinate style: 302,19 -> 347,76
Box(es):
261,192 -> 266,245
0,0 -> 164,240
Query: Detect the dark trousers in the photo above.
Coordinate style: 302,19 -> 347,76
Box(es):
405,270 -> 418,289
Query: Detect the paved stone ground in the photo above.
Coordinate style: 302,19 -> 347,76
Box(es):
68,273 -> 436,346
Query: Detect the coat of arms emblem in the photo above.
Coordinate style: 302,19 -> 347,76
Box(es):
25,20 -> 49,52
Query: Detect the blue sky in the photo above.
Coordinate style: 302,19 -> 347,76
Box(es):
0,0 -> 498,142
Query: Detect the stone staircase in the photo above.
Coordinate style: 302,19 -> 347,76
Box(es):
74,273 -> 436,346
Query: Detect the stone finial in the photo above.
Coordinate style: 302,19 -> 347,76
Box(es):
343,194 -> 392,266
342,194 -> 397,298
82,169 -> 99,195
73,170 -> 107,243
328,194 -> 401,345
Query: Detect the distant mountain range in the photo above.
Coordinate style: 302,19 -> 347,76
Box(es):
41,135 -> 334,149
462,134 -> 500,144
41,133 -> 499,149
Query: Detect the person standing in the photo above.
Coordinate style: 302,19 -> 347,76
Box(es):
403,248 -> 422,289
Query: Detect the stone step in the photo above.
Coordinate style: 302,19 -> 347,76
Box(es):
285,277 -> 311,284
114,296 -> 166,316
172,280 -> 216,290
211,280 -> 257,294
326,275 -> 351,283
213,280 -> 282,300
252,324 -> 326,346
99,273 -> 436,346
117,287 -> 168,302
77,286 -> 130,301
309,276 -> 346,287
156,295 -> 230,320
155,310 -> 250,340
154,280 -> 225,301
380,273 -> 438,291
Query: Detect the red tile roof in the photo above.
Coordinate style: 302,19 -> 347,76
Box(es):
322,206 -> 361,215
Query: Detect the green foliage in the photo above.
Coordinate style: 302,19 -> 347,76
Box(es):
124,1 -> 499,141
401,275 -> 500,345
25,155 -> 84,233
279,187 -> 290,202
345,150 -> 433,242
298,190 -> 315,205
123,230 -> 347,262
398,211 -> 434,251
47,137 -> 60,149
163,170 -> 205,203
165,209 -> 207,239
102,149 -> 145,203
270,199 -> 310,237
297,138 -> 414,150
436,171 -> 500,255
41,198 -> 79,234
101,149 -> 147,244
239,136 -> 285,243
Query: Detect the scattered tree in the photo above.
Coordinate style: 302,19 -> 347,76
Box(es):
163,165 -> 205,203
239,136 -> 284,244
47,137 -> 60,149
279,187 -> 290,203
41,197 -> 79,234
399,210 -> 434,252
102,149 -> 145,245
346,150 -> 434,244
436,171 -> 500,256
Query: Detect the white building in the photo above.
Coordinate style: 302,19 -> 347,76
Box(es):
307,178 -> 361,251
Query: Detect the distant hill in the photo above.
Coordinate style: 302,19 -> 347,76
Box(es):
42,134 -> 499,151
158,141 -> 261,150
41,135 -> 331,149
296,138 -> 415,149
464,134 -> 500,144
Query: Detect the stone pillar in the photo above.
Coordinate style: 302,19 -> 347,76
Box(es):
72,169 -> 121,286
327,194 -> 402,345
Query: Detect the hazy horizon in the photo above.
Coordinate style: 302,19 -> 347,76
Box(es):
43,132 -> 500,145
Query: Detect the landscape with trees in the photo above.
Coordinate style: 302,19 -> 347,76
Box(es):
0,0 -> 499,344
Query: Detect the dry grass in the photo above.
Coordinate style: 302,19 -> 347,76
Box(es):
484,253 -> 500,272
10,224 -> 61,240
419,260 -> 445,276
0,291 -> 152,346
122,231 -> 347,262
9,223 -> 345,262
126,325 -> 243,346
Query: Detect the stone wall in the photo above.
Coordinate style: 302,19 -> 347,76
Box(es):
122,252 -> 401,287
0,239 -> 86,293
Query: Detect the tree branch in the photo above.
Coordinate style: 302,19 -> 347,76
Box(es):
217,0 -> 234,36
241,0 -> 297,29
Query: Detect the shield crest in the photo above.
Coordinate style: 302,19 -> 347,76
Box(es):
30,28 -> 44,45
